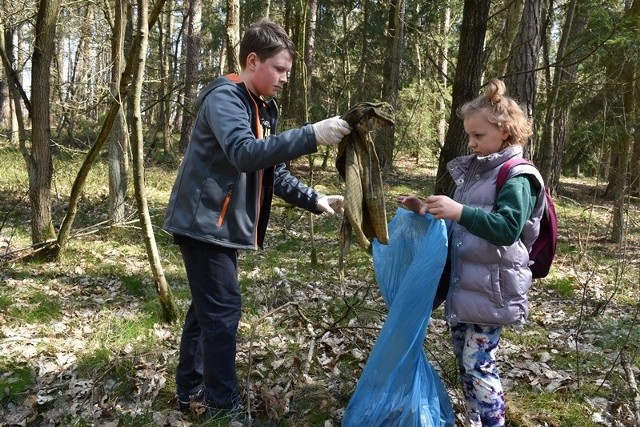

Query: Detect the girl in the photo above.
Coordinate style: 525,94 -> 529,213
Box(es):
398,78 -> 546,427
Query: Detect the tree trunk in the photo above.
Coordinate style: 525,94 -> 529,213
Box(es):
225,0 -> 240,74
28,0 -> 61,256
302,0 -> 317,264
630,120 -> 640,197
504,0 -> 543,157
538,0 -> 587,195
0,68 -> 9,128
61,4 -> 94,143
108,0 -> 130,225
130,0 -> 178,323
485,0 -> 524,79
305,0 -> 318,98
437,2 -> 451,148
260,1 -> 270,19
381,0 -> 406,169
160,0 -> 175,154
357,0 -> 369,97
434,0 -> 490,195
178,0 -> 202,151
0,26 -> 27,147
611,0 -> 639,243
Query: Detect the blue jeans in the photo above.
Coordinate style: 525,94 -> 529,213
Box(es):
451,322 -> 505,427
176,241 -> 241,409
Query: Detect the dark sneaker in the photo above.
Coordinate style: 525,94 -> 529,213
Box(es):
177,387 -> 204,411
202,404 -> 249,426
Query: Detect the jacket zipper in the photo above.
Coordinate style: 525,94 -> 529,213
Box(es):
244,86 -> 264,247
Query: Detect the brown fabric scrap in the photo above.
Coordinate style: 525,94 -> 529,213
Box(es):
336,102 -> 394,251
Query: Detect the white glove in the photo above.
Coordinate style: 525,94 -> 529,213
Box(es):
316,195 -> 344,215
312,116 -> 351,146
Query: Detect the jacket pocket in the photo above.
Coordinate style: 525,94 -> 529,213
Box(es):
217,188 -> 233,227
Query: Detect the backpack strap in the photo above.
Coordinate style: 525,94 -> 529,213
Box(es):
496,157 -> 534,190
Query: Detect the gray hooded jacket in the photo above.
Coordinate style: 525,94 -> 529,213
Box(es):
164,74 -> 323,249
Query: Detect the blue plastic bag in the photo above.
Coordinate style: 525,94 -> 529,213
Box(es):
342,208 -> 454,427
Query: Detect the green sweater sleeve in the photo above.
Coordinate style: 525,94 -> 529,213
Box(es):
458,175 -> 538,246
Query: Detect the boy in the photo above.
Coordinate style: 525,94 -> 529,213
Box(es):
163,18 -> 350,415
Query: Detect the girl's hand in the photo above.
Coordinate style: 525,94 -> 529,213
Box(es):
426,195 -> 463,221
397,195 -> 429,215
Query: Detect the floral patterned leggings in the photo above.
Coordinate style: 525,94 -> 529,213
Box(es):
451,322 -> 505,427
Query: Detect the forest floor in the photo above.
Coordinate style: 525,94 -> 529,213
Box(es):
0,146 -> 639,427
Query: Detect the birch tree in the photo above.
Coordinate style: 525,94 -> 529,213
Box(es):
130,0 -> 178,322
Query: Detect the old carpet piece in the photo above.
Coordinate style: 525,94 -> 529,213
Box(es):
336,102 -> 394,251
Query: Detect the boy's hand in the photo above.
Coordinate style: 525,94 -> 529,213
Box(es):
316,195 -> 344,215
426,195 -> 463,221
397,195 -> 429,215
312,116 -> 351,146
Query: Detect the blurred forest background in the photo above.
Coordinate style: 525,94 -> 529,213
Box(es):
1,0 -> 640,425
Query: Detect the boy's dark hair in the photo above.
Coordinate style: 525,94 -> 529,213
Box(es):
239,19 -> 297,68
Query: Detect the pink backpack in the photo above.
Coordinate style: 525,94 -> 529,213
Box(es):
497,158 -> 558,279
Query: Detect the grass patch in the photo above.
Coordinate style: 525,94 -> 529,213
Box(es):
0,360 -> 34,404
592,317 -> 640,352
84,310 -> 162,353
501,326 -> 549,348
0,293 -> 11,312
289,384 -> 338,426
9,291 -> 63,323
75,348 -> 112,377
507,389 -> 598,427
121,275 -> 150,298
543,275 -> 577,297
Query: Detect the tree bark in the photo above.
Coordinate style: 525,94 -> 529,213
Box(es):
0,66 -> 9,128
160,0 -> 175,154
504,0 -> 543,157
28,0 -> 61,255
381,0 -> 406,169
537,0 -> 587,195
108,0 -> 130,225
130,0 -> 178,323
437,2 -> 451,147
305,0 -> 318,99
357,0 -> 370,97
0,25 -> 26,147
434,0 -> 490,195
611,0 -> 639,242
178,0 -> 202,151
225,0 -> 240,74
485,0 -> 524,79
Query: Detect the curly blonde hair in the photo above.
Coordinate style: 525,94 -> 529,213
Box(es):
457,78 -> 533,147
